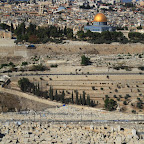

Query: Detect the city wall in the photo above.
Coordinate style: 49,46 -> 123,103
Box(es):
0,43 -> 144,58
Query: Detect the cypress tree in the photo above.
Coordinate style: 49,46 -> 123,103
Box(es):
46,90 -> 49,99
64,26 -> 67,35
71,91 -> 74,104
90,100 -> 96,107
49,86 -> 54,100
55,90 -> 58,101
33,85 -> 36,95
79,94 -> 82,105
86,95 -> 90,106
75,91 -> 79,105
36,82 -> 40,96
37,82 -> 40,90
40,79 -> 42,91
11,23 -> 14,33
61,90 -> 65,103
90,100 -> 94,107
82,91 -> 86,105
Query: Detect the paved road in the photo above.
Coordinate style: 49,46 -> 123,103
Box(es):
9,72 -> 144,77
0,72 -> 143,78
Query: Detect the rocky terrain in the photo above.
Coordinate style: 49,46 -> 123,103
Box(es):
0,122 -> 143,144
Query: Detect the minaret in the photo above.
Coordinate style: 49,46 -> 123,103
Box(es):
39,3 -> 44,15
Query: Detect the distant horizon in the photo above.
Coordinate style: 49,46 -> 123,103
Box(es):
0,0 -> 140,3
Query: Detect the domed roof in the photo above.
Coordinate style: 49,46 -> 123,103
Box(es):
93,13 -> 107,22
58,6 -> 66,12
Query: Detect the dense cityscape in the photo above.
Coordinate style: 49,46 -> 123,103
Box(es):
0,0 -> 144,143
0,0 -> 144,36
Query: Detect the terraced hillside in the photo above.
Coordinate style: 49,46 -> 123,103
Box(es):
10,74 -> 144,113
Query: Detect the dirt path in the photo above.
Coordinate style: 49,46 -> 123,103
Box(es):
0,87 -> 62,107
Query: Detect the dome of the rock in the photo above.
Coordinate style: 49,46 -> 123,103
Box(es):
93,13 -> 107,22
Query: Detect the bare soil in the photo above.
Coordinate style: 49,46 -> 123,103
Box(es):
0,92 -> 55,112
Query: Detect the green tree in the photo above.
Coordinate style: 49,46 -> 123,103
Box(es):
82,91 -> 86,105
137,25 -> 142,30
37,82 -> 40,90
79,94 -> 82,105
21,61 -> 28,66
81,55 -> 91,66
86,30 -> 93,38
61,90 -> 65,103
0,23 -> 11,31
66,28 -> 73,39
49,26 -> 58,38
104,98 -> 117,111
27,23 -> 36,35
77,30 -> 85,39
30,64 -> 45,71
90,100 -> 95,107
71,91 -> 74,104
86,95 -> 90,106
18,78 -> 31,92
101,31 -> 111,41
49,86 -> 54,100
128,32 -> 144,43
15,22 -> 26,36
11,23 -> 14,33
28,35 -> 39,43
123,101 -> 128,105
35,82 -> 41,96
137,98 -> 143,109
55,90 -> 58,101
75,91 -> 79,104
64,26 -> 67,35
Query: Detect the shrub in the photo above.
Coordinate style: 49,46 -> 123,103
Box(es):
125,67 -> 132,71
50,64 -> 58,68
117,98 -> 120,101
21,61 -> 28,66
113,95 -> 117,98
138,66 -> 144,71
119,95 -> 122,98
105,95 -> 109,99
81,55 -> 91,66
92,86 -> 95,90
125,94 -> 131,99
137,101 -> 143,109
104,98 -> 117,111
30,64 -> 46,71
132,110 -> 136,114
123,101 -> 128,105
18,78 -> 32,92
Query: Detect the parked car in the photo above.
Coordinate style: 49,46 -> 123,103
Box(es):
27,45 -> 36,49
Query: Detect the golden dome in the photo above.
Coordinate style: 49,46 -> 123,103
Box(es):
140,1 -> 144,6
93,13 -> 107,22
